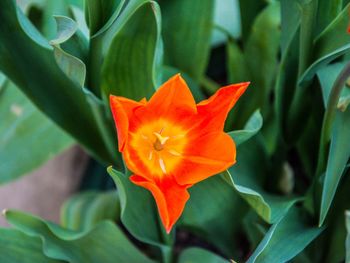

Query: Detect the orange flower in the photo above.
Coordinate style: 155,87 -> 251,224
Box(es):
110,74 -> 249,233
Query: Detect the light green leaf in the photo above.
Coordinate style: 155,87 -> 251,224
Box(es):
180,175 -> 248,258
0,79 -> 73,184
160,0 -> 214,81
107,167 -> 171,254
346,210 -> 350,263
228,110 -> 263,146
60,191 -> 120,231
49,15 -> 77,45
317,62 -> 350,107
247,208 -> 324,263
319,107 -> 350,225
0,0 -> 113,164
178,247 -> 228,263
0,228 -> 64,263
224,138 -> 300,223
4,210 -> 155,263
300,4 -> 350,85
101,1 -> 162,101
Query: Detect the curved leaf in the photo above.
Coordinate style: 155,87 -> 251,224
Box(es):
0,0 -> 113,164
60,191 -> 120,231
247,208 -> 324,263
178,247 -> 228,263
4,210 -> 155,263
0,79 -> 73,184
0,228 -> 63,263
224,138 -> 300,223
160,0 -> 214,81
50,15 -> 77,45
101,1 -> 162,101
228,110 -> 263,146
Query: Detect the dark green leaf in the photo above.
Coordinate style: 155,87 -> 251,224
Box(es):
60,191 -> 120,231
346,210 -> 350,263
247,208 -> 324,263
0,0 -> 113,164
316,0 -> 343,34
101,1 -> 162,101
228,110 -> 263,146
224,138 -> 300,223
161,0 -> 214,81
85,0 -> 123,35
0,228 -> 63,263
5,210 -> 155,263
178,247 -> 228,263
0,79 -> 73,184
319,107 -> 350,225
180,175 -> 248,258
300,4 -> 350,85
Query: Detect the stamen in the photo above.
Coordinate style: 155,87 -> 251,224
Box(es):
159,158 -> 166,173
148,151 -> 153,160
153,132 -> 170,151
168,149 -> 181,156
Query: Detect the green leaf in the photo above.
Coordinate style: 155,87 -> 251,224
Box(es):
4,210 -> 155,263
61,191 -> 120,231
316,0 -> 343,34
230,2 -> 281,127
247,208 -> 324,263
180,175 -> 248,258
0,228 -> 64,263
178,247 -> 228,263
228,110 -> 263,146
317,62 -> 350,107
300,4 -> 350,86
224,138 -> 300,223
107,167 -> 170,249
49,15 -> 78,45
319,107 -> 350,225
346,210 -> 350,263
101,1 -> 162,101
85,0 -> 123,35
0,0 -> 113,164
0,79 -> 74,184
160,0 -> 214,81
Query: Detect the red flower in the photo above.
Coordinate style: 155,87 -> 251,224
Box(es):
110,74 -> 249,233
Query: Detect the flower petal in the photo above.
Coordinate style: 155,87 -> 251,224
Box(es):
196,82 -> 250,131
130,174 -> 190,233
146,74 -> 197,118
109,95 -> 145,151
174,131 -> 236,185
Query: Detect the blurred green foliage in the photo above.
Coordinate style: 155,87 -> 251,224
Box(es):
0,0 -> 350,262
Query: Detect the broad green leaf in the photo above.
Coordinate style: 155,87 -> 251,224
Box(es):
85,0 -> 123,35
228,110 -> 263,146
0,228 -> 63,263
180,175 -> 249,258
300,4 -> 350,85
107,167 -> 171,262
178,247 -> 228,263
101,1 -> 162,101
0,80 -> 73,184
0,0 -> 113,164
346,210 -> 350,263
160,0 -> 214,81
61,191 -> 120,231
319,107 -> 350,225
4,210 -> 155,263
247,208 -> 324,263
225,138 -> 300,223
226,38 -> 249,84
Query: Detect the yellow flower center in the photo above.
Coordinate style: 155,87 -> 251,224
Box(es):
129,119 -> 188,176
